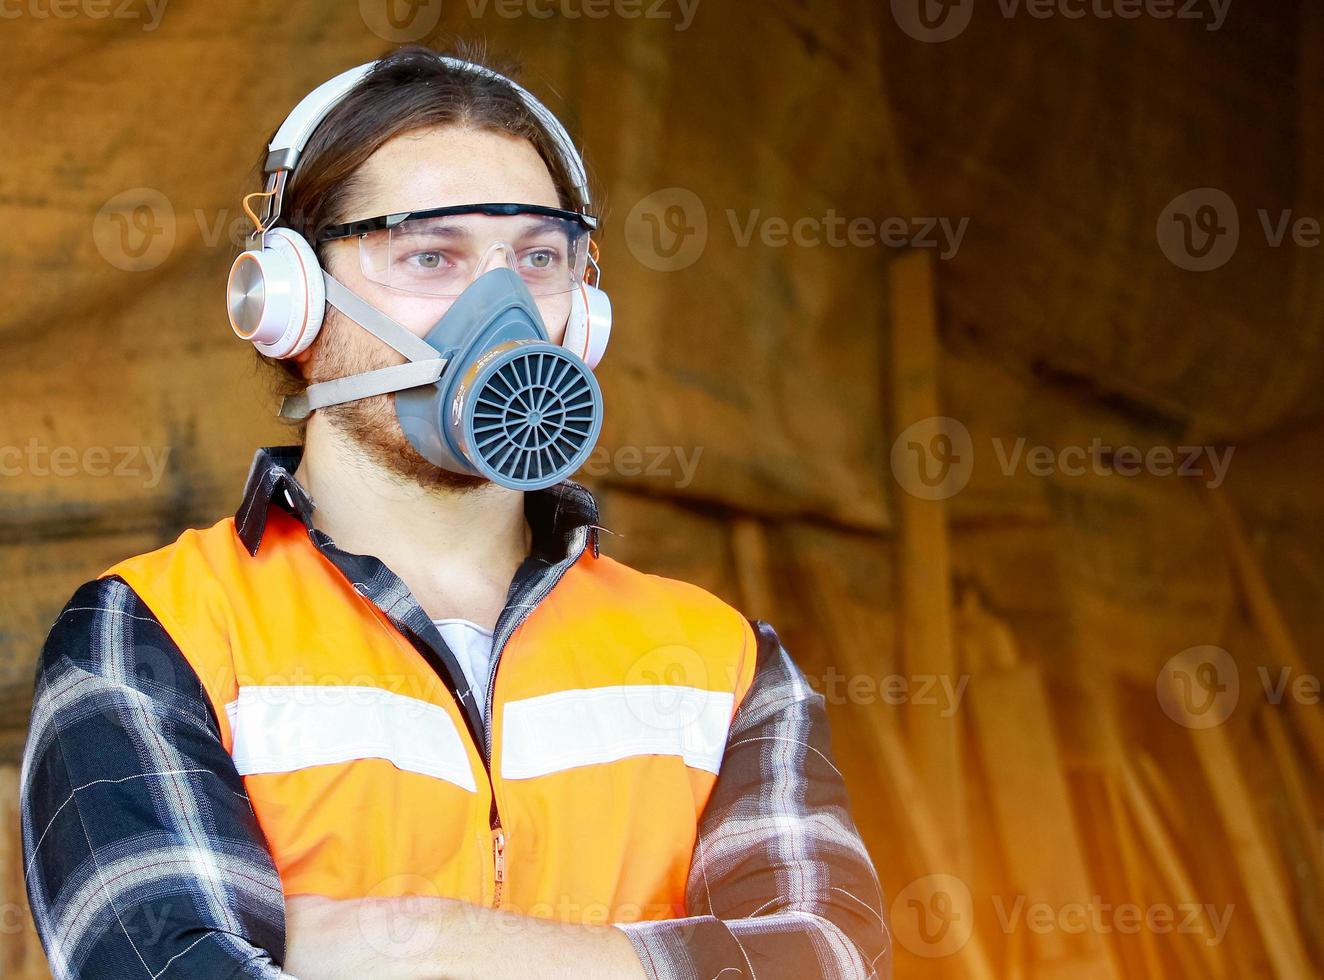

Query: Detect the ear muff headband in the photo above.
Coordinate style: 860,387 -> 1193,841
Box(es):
263,57 -> 591,210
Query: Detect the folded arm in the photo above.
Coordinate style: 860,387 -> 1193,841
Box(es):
21,576 -> 294,980
280,621 -> 891,980
22,581 -> 886,980
613,621 -> 892,980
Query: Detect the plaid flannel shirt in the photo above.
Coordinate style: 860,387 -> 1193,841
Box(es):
21,445 -> 890,980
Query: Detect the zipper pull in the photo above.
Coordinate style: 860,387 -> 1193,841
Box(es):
492,826 -> 507,893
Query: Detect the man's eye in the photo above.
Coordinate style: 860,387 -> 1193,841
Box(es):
408,251 -> 444,270
524,249 -> 558,270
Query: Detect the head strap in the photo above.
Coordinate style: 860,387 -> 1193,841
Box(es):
260,56 -> 590,214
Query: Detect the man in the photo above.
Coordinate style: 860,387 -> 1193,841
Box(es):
21,45 -> 889,980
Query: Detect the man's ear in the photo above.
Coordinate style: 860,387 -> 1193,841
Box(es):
293,337 -> 317,366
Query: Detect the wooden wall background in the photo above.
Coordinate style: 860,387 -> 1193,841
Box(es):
2,1 -> 1322,977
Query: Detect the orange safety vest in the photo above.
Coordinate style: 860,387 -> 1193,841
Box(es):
102,505 -> 758,925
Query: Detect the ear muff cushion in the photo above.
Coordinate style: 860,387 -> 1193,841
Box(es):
259,227 -> 326,359
566,282 -> 611,369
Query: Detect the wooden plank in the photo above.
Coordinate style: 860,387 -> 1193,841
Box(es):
1136,754 -> 1187,840
1073,660 -> 1219,979
1207,489 -> 1324,775
0,764 -> 19,979
1261,706 -> 1324,875
969,663 -> 1120,978
2,764 -> 50,979
1,529 -> 169,763
1118,759 -> 1227,980
1259,706 -> 1324,969
1160,674 -> 1314,979
888,249 -> 966,874
801,547 -> 994,980
955,590 -> 1020,672
730,517 -> 776,621
1103,773 -> 1164,979
871,718 -> 998,980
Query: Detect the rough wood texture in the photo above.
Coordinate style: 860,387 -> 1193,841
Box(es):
889,250 -> 966,875
1163,676 -> 1314,979
1,2 -> 1321,977
1,766 -> 50,979
971,664 -> 1120,979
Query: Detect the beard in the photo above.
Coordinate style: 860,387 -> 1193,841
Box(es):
301,307 -> 489,494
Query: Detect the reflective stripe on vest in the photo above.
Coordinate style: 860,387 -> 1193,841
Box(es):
103,506 -> 758,923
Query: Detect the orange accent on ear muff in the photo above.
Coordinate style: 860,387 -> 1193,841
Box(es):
586,239 -> 601,286
243,190 -> 278,234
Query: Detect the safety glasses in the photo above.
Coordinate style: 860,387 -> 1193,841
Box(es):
318,203 -> 598,299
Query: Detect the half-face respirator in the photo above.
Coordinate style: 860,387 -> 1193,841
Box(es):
225,58 -> 611,491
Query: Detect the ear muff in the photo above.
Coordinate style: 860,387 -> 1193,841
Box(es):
227,227 -> 326,359
564,281 -> 612,369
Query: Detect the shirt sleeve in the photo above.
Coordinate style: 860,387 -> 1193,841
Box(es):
614,620 -> 891,980
20,576 -> 295,980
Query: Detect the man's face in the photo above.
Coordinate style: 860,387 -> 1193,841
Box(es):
296,124 -> 575,491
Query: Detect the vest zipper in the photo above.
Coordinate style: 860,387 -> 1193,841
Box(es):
480,523 -> 591,910
492,825 -> 507,907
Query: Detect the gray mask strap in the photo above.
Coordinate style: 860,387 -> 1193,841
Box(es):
279,358 -> 447,420
323,273 -> 442,364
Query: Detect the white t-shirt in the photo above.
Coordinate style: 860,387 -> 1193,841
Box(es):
432,618 -> 497,720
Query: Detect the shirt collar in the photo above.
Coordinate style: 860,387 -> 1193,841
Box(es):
234,445 -> 601,560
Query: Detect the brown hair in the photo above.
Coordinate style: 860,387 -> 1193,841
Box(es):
248,41 -> 590,437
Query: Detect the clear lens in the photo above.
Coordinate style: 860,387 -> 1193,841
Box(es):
357,211 -> 590,298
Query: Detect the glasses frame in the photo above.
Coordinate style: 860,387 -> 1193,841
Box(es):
316,202 -> 599,244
